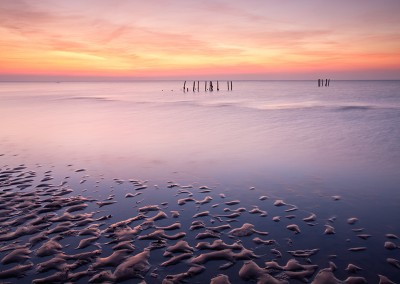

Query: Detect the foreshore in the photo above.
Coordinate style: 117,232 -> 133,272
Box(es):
1,155 -> 399,283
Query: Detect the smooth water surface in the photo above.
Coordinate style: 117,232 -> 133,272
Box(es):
1,80 -> 399,179
0,80 -> 399,283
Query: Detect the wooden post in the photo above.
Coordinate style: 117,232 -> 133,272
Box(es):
205,81 -> 207,91
210,81 -> 213,92
193,81 -> 195,92
197,81 -> 199,92
183,81 -> 186,92
318,79 -> 320,87
328,79 -> 330,86
230,81 -> 233,91
217,81 -> 219,91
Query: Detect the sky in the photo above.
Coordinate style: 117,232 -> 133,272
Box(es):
0,0 -> 399,81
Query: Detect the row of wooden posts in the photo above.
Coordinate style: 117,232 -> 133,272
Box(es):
318,79 -> 330,87
183,81 -> 233,92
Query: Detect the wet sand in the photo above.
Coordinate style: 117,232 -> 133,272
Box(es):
0,159 -> 399,283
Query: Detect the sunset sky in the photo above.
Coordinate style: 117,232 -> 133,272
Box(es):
1,0 -> 399,80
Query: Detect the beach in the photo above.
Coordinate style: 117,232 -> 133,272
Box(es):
1,80 -> 399,283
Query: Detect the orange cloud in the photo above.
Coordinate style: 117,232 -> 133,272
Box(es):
0,0 -> 399,80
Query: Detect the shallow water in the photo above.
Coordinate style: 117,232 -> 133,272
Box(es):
0,80 -> 399,283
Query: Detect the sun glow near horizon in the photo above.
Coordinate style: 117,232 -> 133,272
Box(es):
1,0 -> 400,80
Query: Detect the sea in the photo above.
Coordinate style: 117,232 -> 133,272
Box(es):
0,80 -> 399,283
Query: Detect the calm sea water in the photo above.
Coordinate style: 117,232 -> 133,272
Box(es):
0,80 -> 399,283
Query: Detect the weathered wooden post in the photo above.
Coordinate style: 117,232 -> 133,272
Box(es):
193,81 -> 195,92
318,79 -> 320,87
210,81 -> 213,92
197,81 -> 199,92
230,81 -> 233,91
217,81 -> 219,91
227,81 -> 230,90
205,81 -> 207,91
183,81 -> 186,92
328,79 -> 330,86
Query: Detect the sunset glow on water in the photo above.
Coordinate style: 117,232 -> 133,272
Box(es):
1,80 -> 399,283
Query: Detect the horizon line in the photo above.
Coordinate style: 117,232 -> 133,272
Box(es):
1,79 -> 399,83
